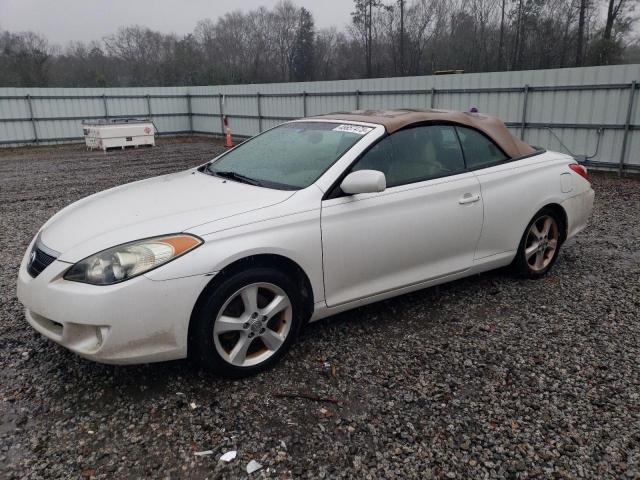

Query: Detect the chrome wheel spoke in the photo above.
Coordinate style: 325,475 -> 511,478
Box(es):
228,332 -> 252,365
261,329 -> 285,351
261,294 -> 290,319
530,223 -> 543,240
534,250 -> 545,269
525,242 -> 539,260
541,218 -> 552,237
240,285 -> 259,313
214,315 -> 245,334
547,238 -> 558,250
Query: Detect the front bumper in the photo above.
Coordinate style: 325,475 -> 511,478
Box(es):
17,252 -> 212,365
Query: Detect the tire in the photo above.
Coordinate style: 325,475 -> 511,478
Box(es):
190,267 -> 303,378
512,207 -> 563,279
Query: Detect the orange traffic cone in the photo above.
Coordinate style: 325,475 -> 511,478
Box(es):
224,116 -> 233,148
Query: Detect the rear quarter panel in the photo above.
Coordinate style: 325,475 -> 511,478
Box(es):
473,151 -> 577,260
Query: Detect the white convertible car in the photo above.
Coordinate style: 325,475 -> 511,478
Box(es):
17,109 -> 594,376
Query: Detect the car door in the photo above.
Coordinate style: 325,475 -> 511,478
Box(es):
320,124 -> 484,308
454,126 -> 547,260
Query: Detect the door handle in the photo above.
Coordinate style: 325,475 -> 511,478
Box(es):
459,193 -> 481,204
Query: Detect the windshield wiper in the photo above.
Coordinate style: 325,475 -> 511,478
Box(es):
210,169 -> 262,186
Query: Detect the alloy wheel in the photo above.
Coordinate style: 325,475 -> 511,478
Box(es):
524,215 -> 559,272
213,282 -> 292,367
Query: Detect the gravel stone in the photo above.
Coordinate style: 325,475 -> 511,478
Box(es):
1,139 -> 639,479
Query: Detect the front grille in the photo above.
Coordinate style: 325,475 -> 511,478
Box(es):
27,245 -> 58,278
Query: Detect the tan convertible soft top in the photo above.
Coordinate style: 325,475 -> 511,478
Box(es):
311,109 -> 535,158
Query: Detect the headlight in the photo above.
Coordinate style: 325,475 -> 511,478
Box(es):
64,234 -> 202,285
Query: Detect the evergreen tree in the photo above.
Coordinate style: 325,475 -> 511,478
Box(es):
292,8 -> 315,81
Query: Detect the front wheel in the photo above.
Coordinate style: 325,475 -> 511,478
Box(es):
190,268 -> 303,377
512,208 -> 563,278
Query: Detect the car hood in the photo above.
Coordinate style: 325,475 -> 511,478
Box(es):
40,169 -> 294,262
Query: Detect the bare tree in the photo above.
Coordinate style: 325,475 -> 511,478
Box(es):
576,0 -> 588,65
592,0 -> 637,64
272,0 -> 300,81
604,0 -> 625,41
498,0 -> 507,69
0,31 -> 52,86
403,0 -> 437,74
351,0 -> 385,77
0,0 -> 638,87
399,0 -> 405,74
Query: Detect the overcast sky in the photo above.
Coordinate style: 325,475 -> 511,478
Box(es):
0,0 -> 354,45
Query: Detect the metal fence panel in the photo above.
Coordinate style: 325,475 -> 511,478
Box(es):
1,65 -> 638,170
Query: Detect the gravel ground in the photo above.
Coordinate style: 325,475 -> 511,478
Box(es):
0,139 -> 639,479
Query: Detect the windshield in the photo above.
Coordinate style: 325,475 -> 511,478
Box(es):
206,122 -> 373,190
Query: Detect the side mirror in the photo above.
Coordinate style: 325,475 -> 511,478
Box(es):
340,170 -> 386,195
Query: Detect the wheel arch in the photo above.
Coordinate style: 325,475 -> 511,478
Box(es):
541,202 -> 568,243
187,253 -> 315,358
513,201 -> 569,256
511,202 -> 568,277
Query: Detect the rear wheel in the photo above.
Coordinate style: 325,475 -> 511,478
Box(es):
190,268 -> 303,377
513,208 -> 563,278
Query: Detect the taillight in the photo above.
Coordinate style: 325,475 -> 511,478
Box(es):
569,163 -> 590,182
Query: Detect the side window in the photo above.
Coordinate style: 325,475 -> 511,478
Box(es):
456,126 -> 509,169
386,125 -> 465,187
351,135 -> 395,178
351,125 -> 466,188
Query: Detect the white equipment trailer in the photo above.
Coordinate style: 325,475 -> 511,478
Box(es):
82,119 -> 155,151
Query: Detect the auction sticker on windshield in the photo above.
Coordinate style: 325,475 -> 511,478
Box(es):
332,125 -> 373,135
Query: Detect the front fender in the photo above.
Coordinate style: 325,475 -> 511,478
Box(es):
144,208 -> 324,304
